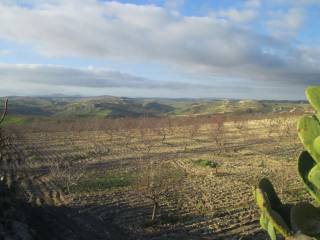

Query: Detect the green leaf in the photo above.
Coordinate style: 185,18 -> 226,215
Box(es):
269,208 -> 291,237
314,136 -> 320,155
259,178 -> 282,208
254,179 -> 291,237
309,164 -> 320,190
254,188 -> 268,210
298,116 -> 320,163
298,151 -> 320,204
306,86 -> 320,113
260,213 -> 269,230
268,221 -> 277,240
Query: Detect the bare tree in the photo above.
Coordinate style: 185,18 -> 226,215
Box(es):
87,141 -> 110,160
0,98 -> 8,145
139,127 -> 156,156
179,117 -> 200,152
233,117 -> 248,132
105,118 -> 118,142
263,116 -> 282,138
49,155 -> 85,194
209,115 -> 225,153
279,117 -> 295,140
155,118 -> 170,144
0,98 -> 8,126
167,117 -> 177,136
134,117 -> 185,221
120,117 -> 136,150
135,160 -> 185,222
188,118 -> 200,142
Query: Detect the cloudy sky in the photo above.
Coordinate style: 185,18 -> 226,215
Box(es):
0,0 -> 319,99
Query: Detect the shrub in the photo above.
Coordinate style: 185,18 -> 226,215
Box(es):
193,159 -> 219,174
193,159 -> 218,169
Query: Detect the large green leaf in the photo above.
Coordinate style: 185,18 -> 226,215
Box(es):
298,116 -> 320,163
309,164 -> 320,190
268,221 -> 277,240
255,179 -> 291,237
298,151 -> 320,204
306,86 -> 320,113
260,213 -> 269,230
259,178 -> 282,208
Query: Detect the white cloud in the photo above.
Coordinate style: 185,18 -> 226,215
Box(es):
267,8 -> 305,39
164,0 -> 185,11
269,0 -> 320,6
216,8 -> 258,23
245,0 -> 261,8
0,0 -> 318,91
210,0 -> 260,24
0,49 -> 12,55
0,63 -> 211,90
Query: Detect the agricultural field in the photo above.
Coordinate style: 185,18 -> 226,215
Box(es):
0,109 -> 312,239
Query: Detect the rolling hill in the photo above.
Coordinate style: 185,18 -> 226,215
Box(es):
1,96 -> 310,121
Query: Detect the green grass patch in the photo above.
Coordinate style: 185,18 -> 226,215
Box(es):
71,173 -> 132,193
192,159 -> 218,168
2,115 -> 32,126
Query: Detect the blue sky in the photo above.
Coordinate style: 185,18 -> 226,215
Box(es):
0,0 -> 319,99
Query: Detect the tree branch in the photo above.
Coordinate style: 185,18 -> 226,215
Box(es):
0,98 -> 8,125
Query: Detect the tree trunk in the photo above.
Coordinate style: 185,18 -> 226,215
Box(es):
151,201 -> 158,221
184,142 -> 188,152
162,134 -> 166,144
66,180 -> 70,194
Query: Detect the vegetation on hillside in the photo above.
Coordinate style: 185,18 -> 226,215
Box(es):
5,96 -> 310,120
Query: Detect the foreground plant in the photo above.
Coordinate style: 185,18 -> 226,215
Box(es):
254,86 -> 320,240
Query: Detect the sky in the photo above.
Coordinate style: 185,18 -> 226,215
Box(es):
0,0 -> 319,100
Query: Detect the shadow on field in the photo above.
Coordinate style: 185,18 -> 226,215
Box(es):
1,175 -> 266,240
77,200 -> 268,240
3,197 -> 270,240
0,190 -> 128,240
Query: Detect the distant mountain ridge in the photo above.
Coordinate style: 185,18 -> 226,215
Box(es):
3,96 -> 310,118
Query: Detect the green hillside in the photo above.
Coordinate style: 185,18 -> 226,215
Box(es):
0,96 -> 310,122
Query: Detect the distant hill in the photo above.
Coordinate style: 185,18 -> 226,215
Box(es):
154,99 -> 309,116
4,96 -> 175,118
1,96 -> 310,119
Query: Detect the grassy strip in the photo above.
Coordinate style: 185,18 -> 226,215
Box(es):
3,116 -> 32,126
192,159 -> 218,168
71,173 -> 132,193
